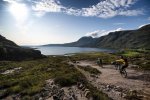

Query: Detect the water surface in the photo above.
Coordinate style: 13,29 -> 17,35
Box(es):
35,46 -> 116,55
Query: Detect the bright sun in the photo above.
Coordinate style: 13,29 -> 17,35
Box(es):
9,3 -> 28,22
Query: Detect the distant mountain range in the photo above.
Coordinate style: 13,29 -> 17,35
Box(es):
0,35 -> 44,60
45,24 -> 150,49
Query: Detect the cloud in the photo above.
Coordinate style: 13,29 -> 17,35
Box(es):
86,30 -> 106,38
138,23 -> 150,28
31,0 -> 143,18
3,0 -> 143,18
101,28 -> 123,36
3,0 -> 32,3
3,0 -> 18,3
85,28 -> 123,38
32,0 -> 63,14
113,23 -> 125,25
118,9 -> 143,16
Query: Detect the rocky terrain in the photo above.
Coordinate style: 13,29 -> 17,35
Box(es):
0,55 -> 111,100
74,60 -> 150,100
0,50 -> 149,100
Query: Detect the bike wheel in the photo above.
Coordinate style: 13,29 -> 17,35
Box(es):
121,70 -> 127,78
115,64 -> 120,70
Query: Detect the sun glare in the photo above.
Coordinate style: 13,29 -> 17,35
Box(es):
9,3 -> 28,22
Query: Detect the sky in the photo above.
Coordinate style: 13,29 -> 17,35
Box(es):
0,0 -> 150,45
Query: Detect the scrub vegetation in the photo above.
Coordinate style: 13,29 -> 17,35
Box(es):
0,55 -> 110,99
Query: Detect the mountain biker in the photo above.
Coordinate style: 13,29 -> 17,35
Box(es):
116,56 -> 128,72
97,58 -> 103,68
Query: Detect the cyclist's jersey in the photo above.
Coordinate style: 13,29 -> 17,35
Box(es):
116,59 -> 125,65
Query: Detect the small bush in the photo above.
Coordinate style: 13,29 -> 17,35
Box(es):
25,85 -> 43,96
78,65 -> 101,75
19,78 -> 33,88
139,62 -> 150,70
54,76 -> 76,87
54,72 -> 83,87
81,80 -> 110,100
22,95 -> 32,100
9,85 -> 22,94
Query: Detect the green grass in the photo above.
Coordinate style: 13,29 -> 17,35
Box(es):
122,51 -> 140,57
1,51 -> 148,99
138,61 -> 150,70
69,51 -> 149,70
78,65 -> 101,75
116,49 -> 150,70
0,56 -> 79,98
86,83 -> 111,100
69,52 -> 116,64
0,55 -> 110,99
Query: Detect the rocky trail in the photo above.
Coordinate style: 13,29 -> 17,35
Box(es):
74,61 -> 150,100
45,79 -> 88,100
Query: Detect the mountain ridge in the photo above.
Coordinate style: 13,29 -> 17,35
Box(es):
0,34 -> 44,60
44,24 -> 150,49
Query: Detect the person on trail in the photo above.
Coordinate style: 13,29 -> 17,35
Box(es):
116,56 -> 128,72
97,58 -> 103,68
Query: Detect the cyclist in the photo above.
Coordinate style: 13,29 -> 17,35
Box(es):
116,56 -> 128,73
97,58 -> 103,68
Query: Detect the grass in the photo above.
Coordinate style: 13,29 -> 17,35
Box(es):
121,51 -> 140,57
0,51 -> 149,99
0,55 -> 110,99
69,52 -> 116,64
86,83 -> 111,100
78,65 -> 101,75
69,51 -> 150,70
53,65 -> 85,87
76,76 -> 111,100
116,49 -> 150,70
0,56 -> 80,98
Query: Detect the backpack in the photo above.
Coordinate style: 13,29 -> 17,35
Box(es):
123,58 -> 128,66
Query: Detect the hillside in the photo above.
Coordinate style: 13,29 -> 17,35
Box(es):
63,36 -> 96,47
95,24 -> 150,49
45,24 -> 150,49
0,34 -> 44,60
43,36 -> 96,47
0,35 -> 18,47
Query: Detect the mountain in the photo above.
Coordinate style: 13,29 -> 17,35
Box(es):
43,36 -> 96,47
0,34 -> 44,60
94,25 -> 150,49
63,36 -> 96,47
45,24 -> 150,49
0,35 -> 18,47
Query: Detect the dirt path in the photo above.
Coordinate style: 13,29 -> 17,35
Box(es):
75,61 -> 150,100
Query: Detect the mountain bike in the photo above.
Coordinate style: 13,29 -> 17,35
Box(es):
112,62 -> 127,78
119,66 -> 127,78
112,61 -> 121,70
